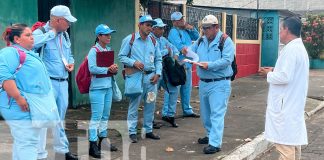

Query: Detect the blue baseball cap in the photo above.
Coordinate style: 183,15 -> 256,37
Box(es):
139,15 -> 157,25
51,5 -> 77,22
171,12 -> 184,21
95,24 -> 116,36
153,18 -> 167,28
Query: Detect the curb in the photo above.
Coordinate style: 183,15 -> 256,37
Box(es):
305,101 -> 324,119
221,100 -> 324,160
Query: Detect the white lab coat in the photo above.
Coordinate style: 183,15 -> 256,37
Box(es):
265,38 -> 309,145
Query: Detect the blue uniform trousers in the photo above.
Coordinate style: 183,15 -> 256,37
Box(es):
199,80 -> 231,147
88,88 -> 112,141
164,67 -> 194,115
127,73 -> 157,135
159,77 -> 179,117
1,105 -> 41,160
38,80 -> 69,158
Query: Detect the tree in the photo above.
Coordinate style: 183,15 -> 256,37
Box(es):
302,14 -> 324,59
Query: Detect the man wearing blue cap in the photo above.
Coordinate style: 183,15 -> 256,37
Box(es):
33,5 -> 78,160
151,18 -> 180,128
168,11 -> 200,118
119,15 -> 162,143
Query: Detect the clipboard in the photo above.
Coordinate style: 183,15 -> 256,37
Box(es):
96,50 -> 114,78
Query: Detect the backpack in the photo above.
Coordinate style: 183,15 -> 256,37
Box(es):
75,46 -> 100,94
0,46 -> 26,103
162,56 -> 186,86
198,33 -> 238,81
122,33 -> 156,79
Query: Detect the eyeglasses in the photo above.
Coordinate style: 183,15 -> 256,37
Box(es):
202,26 -> 212,30
100,34 -> 111,37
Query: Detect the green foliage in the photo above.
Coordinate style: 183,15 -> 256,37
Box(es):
302,14 -> 324,59
186,0 -> 193,5
140,0 -> 149,9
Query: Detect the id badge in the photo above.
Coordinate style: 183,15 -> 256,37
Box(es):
150,55 -> 154,63
62,56 -> 68,66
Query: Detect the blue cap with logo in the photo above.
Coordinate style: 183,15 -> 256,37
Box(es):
139,15 -> 157,25
153,18 -> 167,28
51,5 -> 77,22
171,12 -> 184,21
95,24 -> 116,36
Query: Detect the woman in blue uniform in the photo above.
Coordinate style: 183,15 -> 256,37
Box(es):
87,24 -> 118,158
0,24 -> 53,160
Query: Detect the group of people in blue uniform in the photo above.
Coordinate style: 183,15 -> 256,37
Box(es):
0,4 -> 235,160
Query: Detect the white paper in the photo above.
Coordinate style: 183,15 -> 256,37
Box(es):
182,59 -> 203,67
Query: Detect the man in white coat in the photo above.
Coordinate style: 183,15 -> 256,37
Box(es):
259,16 -> 309,160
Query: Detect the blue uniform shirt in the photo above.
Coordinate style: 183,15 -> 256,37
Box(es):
88,43 -> 112,89
168,27 -> 199,68
0,45 -> 52,107
150,33 -> 179,57
118,32 -> 162,75
33,22 -> 74,79
190,31 -> 235,79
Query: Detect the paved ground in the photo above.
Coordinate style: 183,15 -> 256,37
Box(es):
0,70 -> 323,160
256,109 -> 324,160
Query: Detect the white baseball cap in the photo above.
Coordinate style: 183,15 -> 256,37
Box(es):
201,15 -> 218,27
139,15 -> 157,25
51,5 -> 77,23
171,12 -> 184,21
153,18 -> 167,28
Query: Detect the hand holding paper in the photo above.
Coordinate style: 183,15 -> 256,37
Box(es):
185,49 -> 199,62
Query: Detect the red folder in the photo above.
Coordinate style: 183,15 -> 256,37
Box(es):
96,50 -> 114,78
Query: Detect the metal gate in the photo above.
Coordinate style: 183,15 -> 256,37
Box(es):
148,1 -> 182,37
186,6 -> 222,32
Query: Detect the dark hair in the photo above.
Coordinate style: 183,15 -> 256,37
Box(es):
2,23 -> 28,46
94,37 -> 99,44
282,16 -> 302,37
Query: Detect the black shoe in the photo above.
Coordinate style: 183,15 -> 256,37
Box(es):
183,112 -> 200,118
129,134 -> 138,143
198,137 -> 209,144
89,141 -> 101,158
98,137 -> 118,152
55,152 -> 78,160
145,132 -> 160,140
153,121 -> 162,129
162,116 -> 178,128
203,145 -> 221,154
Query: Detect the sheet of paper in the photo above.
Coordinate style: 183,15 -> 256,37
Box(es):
182,59 -> 203,67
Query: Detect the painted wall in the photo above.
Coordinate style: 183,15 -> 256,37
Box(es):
193,0 -> 324,11
70,0 -> 136,106
0,0 -> 38,48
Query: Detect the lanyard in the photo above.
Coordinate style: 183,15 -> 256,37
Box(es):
56,33 -> 65,60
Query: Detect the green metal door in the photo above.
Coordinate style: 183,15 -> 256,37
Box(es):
0,0 -> 38,48
70,0 -> 136,107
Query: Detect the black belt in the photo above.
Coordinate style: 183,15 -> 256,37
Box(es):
144,70 -> 154,74
200,77 -> 231,83
50,77 -> 69,82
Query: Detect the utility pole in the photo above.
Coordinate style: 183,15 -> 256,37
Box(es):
257,0 -> 259,19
